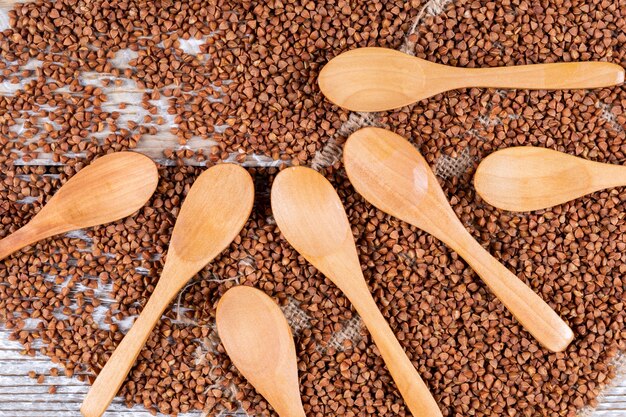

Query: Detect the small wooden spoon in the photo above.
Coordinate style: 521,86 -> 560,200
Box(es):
474,146 -> 626,212
271,167 -> 442,417
0,0 -> 35,7
217,286 -> 306,417
0,152 -> 158,261
80,164 -> 254,417
318,47 -> 625,112
344,127 -> 574,353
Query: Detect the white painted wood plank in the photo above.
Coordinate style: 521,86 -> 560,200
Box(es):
0,326 -> 624,416
0,330 -> 206,417
0,1 -> 622,416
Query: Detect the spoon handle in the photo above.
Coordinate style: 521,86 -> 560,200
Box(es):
0,0 -> 35,6
352,290 -> 442,417
452,62 -> 624,90
451,227 -> 574,353
0,227 -> 32,261
80,281 -> 173,417
591,160 -> 626,191
0,221 -> 50,261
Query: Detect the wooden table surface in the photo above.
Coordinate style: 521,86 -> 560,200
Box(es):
0,325 -> 624,417
0,1 -> 625,416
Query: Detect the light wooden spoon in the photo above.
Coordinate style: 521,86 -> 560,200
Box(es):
217,286 -> 306,417
0,152 -> 158,261
318,47 -> 625,112
474,146 -> 626,212
343,127 -> 574,353
271,166 -> 442,417
80,164 -> 254,417
0,0 -> 35,7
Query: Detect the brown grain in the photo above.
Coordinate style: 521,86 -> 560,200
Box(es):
0,0 -> 624,416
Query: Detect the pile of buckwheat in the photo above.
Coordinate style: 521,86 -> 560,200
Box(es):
0,0 -> 624,416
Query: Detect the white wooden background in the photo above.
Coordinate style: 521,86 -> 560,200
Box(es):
0,324 -> 625,417
0,0 -> 625,416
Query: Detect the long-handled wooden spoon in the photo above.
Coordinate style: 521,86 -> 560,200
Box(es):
318,47 -> 625,112
80,164 -> 254,417
271,166 -> 442,417
0,0 -> 35,8
216,286 -> 306,417
344,127 -> 574,353
474,146 -> 626,212
0,152 -> 158,261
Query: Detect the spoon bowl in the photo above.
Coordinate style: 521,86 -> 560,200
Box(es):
271,166 -> 442,417
0,152 -> 159,261
217,286 -> 305,417
80,164 -> 254,417
474,146 -> 626,212
344,127 -> 574,352
318,47 -> 625,111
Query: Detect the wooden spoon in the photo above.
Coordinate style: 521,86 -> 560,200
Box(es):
216,286 -> 306,417
0,152 -> 158,261
80,164 -> 254,417
318,47 -> 625,112
0,0 -> 35,7
474,146 -> 626,212
271,166 -> 442,417
343,127 -> 574,353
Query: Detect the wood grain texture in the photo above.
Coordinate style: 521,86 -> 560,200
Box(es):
0,328 -> 624,417
318,47 -> 625,111
81,164 -> 255,417
0,0 -> 34,7
474,146 -> 626,212
271,166 -> 443,417
0,152 -> 158,260
0,328 -> 203,417
343,127 -> 574,352
217,286 -> 305,417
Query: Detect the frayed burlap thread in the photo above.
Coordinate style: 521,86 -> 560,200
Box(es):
401,0 -> 454,54
317,316 -> 363,353
310,112 -> 379,171
282,298 -> 311,334
434,147 -> 473,179
597,101 -> 625,134
174,274 -> 240,325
